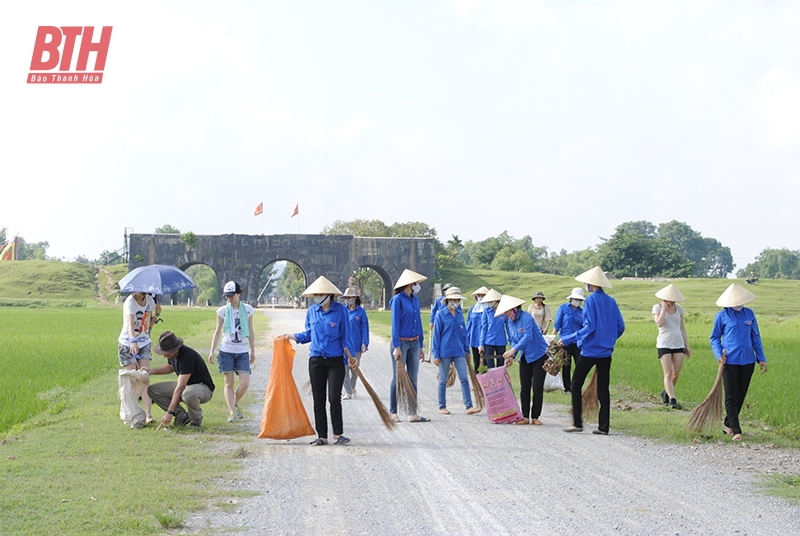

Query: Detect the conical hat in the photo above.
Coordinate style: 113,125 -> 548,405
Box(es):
470,286 -> 489,299
394,269 -> 428,289
495,294 -> 526,317
443,287 -> 465,300
716,284 -> 756,308
482,288 -> 502,303
655,284 -> 685,302
301,276 -> 343,297
342,286 -> 360,298
575,266 -> 612,288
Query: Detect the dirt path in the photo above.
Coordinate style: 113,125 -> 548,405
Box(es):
95,266 -> 116,303
188,309 -> 800,535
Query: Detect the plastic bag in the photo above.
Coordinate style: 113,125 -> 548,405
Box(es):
543,372 -> 564,391
478,366 -> 523,424
258,336 -> 315,440
119,369 -> 149,429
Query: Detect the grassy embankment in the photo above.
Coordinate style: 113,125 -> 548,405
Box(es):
0,262 -> 269,534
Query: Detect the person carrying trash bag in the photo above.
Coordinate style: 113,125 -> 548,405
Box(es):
285,276 -> 356,446
552,287 -> 585,393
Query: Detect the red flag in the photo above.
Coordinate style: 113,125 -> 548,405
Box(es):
254,202 -> 263,217
291,203 -> 299,217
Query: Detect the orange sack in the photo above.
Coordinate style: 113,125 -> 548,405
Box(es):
258,336 -> 315,440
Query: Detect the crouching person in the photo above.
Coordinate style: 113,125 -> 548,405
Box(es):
144,331 -> 216,428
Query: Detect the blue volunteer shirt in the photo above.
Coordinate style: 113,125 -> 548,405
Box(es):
479,307 -> 508,347
294,301 -> 351,361
390,291 -> 424,350
554,302 -> 583,346
710,307 -> 766,365
465,303 -> 485,348
346,305 -> 370,353
577,288 -> 625,358
432,306 -> 469,358
506,310 -> 549,363
429,296 -> 445,324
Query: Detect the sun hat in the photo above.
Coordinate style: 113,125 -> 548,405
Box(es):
442,283 -> 453,291
223,281 -> 242,297
494,294 -> 526,317
470,286 -> 489,299
394,269 -> 428,289
443,287 -> 465,300
575,266 -> 612,289
655,284 -> 685,302
566,287 -> 585,301
482,288 -> 502,303
531,291 -> 546,301
301,276 -> 343,297
154,331 -> 184,355
716,283 -> 756,308
342,286 -> 360,298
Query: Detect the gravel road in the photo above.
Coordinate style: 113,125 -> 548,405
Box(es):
188,309 -> 800,535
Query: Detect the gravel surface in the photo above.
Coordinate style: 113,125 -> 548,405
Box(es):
186,309 -> 800,535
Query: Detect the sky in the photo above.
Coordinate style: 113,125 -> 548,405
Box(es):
3,1 -> 800,273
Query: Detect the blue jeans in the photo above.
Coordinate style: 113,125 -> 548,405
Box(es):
389,340 -> 420,414
437,356 -> 473,410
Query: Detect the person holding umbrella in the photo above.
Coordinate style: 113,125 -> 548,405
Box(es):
565,266 -> 625,435
341,286 -> 370,400
117,291 -> 161,423
209,281 -> 256,423
710,284 -> 767,442
552,287 -> 585,393
652,284 -> 691,409
285,276 -> 356,445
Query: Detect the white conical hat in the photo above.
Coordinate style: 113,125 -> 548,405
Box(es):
301,276 -> 343,297
716,283 -> 756,308
494,294 -> 526,317
393,269 -> 428,289
655,284 -> 685,302
443,287 -> 466,300
470,286 -> 489,298
482,288 -> 502,303
575,266 -> 612,288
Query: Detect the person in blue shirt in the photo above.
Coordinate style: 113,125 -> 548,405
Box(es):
389,268 -> 429,423
341,286 -> 370,400
433,287 -> 481,416
710,284 -> 768,442
565,267 -> 625,435
285,276 -> 355,446
478,289 -> 508,369
497,294 -> 550,425
428,282 -> 452,332
465,286 -> 489,372
552,287 -> 585,393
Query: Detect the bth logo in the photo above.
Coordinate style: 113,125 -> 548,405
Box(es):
28,26 -> 112,84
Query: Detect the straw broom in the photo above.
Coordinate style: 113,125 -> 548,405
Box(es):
395,359 -> 418,416
467,355 -> 485,410
345,349 -> 396,430
582,368 -> 599,412
446,362 -> 457,387
687,350 -> 726,433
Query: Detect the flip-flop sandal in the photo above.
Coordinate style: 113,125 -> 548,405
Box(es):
310,438 -> 327,446
334,436 -> 350,445
732,434 -> 742,442
409,416 -> 430,423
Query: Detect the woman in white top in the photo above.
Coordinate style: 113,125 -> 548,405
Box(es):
209,281 -> 256,422
652,284 -> 691,409
118,292 -> 161,423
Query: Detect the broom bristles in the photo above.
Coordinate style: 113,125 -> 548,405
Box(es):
687,357 -> 726,432
446,362 -> 457,387
353,364 -> 397,430
467,358 -> 484,410
582,368 -> 599,412
396,360 -> 418,416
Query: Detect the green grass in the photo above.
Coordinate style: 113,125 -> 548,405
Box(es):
0,308 -> 268,535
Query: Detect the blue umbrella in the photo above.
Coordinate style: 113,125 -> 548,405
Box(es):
118,264 -> 196,295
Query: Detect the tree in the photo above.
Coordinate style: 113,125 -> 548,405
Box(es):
277,263 -> 306,301
178,265 -> 219,304
322,219 -> 390,237
738,248 -> 800,279
16,238 -> 50,260
597,225 -> 692,277
155,224 -> 181,234
657,220 -> 733,278
94,250 -> 125,265
490,248 -> 536,272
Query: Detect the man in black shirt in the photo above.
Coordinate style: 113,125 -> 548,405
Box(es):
145,331 -> 216,427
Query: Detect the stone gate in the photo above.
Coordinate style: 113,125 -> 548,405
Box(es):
127,233 -> 436,306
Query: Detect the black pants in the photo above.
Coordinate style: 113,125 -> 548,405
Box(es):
570,355 -> 612,432
722,363 -> 755,435
309,356 -> 345,438
519,353 -> 547,419
471,347 -> 482,372
483,344 -> 505,369
560,343 -> 580,392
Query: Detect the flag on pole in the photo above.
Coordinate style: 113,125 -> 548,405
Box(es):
254,202 -> 263,217
291,203 -> 299,218
0,237 -> 18,261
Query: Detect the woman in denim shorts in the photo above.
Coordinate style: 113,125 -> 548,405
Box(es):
209,281 -> 256,422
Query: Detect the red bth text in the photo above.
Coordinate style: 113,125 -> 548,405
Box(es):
27,26 -> 112,84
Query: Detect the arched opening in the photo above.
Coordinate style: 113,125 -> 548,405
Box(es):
174,263 -> 219,306
348,265 -> 391,310
256,260 -> 307,308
